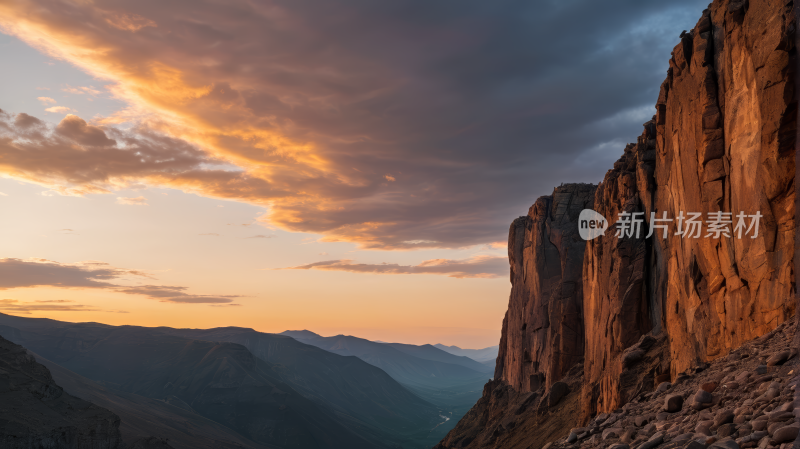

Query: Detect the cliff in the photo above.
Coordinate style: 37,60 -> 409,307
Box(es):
0,334 -> 123,448
436,0 -> 798,447
496,183 -> 595,393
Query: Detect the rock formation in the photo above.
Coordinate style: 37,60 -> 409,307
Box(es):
0,334 -> 122,448
437,0 -> 799,447
582,0 -> 797,419
496,183 -> 595,393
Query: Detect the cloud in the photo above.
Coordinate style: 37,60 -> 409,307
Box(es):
45,106 -> 74,114
117,285 -> 241,304
0,298 -> 102,314
13,113 -> 44,129
117,196 -> 147,205
0,258 -> 144,289
62,85 -> 101,96
246,234 -> 273,239
281,255 -> 507,279
0,258 -> 242,305
37,97 -> 56,104
0,0 -> 708,249
57,114 -> 116,146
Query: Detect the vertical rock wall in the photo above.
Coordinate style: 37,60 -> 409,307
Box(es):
494,0 -> 797,422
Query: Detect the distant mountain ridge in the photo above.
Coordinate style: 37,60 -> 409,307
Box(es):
433,344 -> 498,363
279,331 -> 492,390
160,327 -> 446,447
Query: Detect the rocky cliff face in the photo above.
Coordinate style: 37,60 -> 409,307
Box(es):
437,0 -> 798,446
496,183 -> 595,393
0,335 -> 122,448
583,0 -> 797,419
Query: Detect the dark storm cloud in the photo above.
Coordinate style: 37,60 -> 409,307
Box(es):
0,0 -> 709,248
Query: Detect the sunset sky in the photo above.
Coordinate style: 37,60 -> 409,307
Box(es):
0,0 -> 707,348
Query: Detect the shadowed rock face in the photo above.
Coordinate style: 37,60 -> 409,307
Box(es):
0,335 -> 122,449
582,137 -> 657,420
495,183 -> 595,393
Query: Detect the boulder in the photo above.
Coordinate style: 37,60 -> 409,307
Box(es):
664,394 -> 684,413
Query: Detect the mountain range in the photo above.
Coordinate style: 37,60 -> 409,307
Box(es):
0,313 -> 493,448
432,344 -> 498,363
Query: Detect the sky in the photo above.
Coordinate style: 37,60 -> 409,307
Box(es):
0,0 -> 708,348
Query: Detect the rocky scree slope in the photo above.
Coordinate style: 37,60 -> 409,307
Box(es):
548,319 -> 799,449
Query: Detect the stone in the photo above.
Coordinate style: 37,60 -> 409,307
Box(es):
656,381 -> 672,393
665,394 -> 684,413
766,351 -> 790,367
684,441 -> 706,449
709,439 -> 740,449
567,430 -> 578,444
547,381 -> 570,407
635,415 -> 654,427
716,423 -> 737,438
638,432 -> 664,449
623,348 -> 646,368
696,389 -> 714,404
715,410 -> 735,427
771,425 -> 798,443
701,382 -> 719,393
602,428 -> 622,440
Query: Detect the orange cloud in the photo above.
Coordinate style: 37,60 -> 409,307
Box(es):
45,106 -> 74,113
0,1 -> 535,250
117,196 -> 148,205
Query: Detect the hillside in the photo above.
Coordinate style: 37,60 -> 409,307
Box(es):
160,327 -> 447,448
0,334 -> 123,448
0,317 -> 381,449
